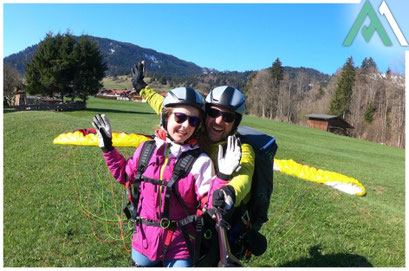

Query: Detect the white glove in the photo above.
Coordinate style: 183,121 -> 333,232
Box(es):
217,135 -> 242,179
92,114 -> 113,152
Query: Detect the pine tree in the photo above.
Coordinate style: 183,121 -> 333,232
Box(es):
25,33 -> 57,97
25,33 -> 106,103
269,58 -> 284,118
360,57 -> 369,70
360,57 -> 377,71
56,33 -> 76,102
71,35 -> 106,102
367,57 -> 377,69
270,58 -> 284,88
386,67 -> 392,79
25,33 -> 75,101
329,57 -> 356,117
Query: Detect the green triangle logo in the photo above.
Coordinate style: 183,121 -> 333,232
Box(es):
344,0 -> 392,46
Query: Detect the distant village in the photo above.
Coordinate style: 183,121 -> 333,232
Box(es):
96,88 -> 168,102
12,88 -> 169,107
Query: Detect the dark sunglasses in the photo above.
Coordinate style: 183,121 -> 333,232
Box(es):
173,112 -> 201,127
207,108 -> 236,123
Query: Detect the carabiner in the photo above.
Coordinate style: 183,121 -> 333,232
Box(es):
160,218 -> 171,229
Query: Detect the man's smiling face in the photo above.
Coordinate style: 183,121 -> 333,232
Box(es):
205,105 -> 236,143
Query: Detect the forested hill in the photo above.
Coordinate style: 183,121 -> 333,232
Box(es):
4,44 -> 39,77
5,34 -> 332,98
168,67 -> 330,94
4,35 -> 329,85
4,35 -> 216,77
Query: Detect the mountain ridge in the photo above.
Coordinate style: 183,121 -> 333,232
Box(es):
4,35 -> 220,77
4,34 -> 329,80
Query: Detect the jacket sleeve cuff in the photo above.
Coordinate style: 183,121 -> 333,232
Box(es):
102,146 -> 114,153
217,172 -> 231,181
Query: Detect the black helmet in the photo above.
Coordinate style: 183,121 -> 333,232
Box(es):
163,87 -> 205,113
205,86 -> 246,115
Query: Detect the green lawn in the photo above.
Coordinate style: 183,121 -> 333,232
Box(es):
3,97 -> 405,267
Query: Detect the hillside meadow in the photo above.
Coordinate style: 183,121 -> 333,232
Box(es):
3,97 -> 405,267
102,75 -> 175,93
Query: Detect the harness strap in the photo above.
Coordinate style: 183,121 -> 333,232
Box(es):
123,175 -> 133,220
162,149 -> 201,219
140,177 -> 168,187
180,225 -> 194,259
192,216 -> 204,266
168,175 -> 203,265
136,141 -> 156,175
136,218 -> 192,262
164,148 -> 201,262
130,140 -> 156,222
138,218 -> 176,229
162,229 -> 175,261
135,215 -> 201,263
136,215 -> 199,229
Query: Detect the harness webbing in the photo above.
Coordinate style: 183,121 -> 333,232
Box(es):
130,140 -> 156,223
162,148 -> 201,219
139,177 -> 167,187
124,140 -> 203,264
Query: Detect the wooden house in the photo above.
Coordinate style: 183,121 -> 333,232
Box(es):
305,114 -> 354,136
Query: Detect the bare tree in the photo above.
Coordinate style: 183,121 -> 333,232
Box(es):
3,63 -> 22,106
247,69 -> 272,118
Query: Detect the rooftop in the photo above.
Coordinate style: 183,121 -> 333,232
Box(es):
305,114 -> 338,120
305,113 -> 354,129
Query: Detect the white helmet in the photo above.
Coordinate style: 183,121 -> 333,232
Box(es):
163,87 -> 205,113
205,86 -> 246,115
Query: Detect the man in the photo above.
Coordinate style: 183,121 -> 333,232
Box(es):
131,61 -> 255,216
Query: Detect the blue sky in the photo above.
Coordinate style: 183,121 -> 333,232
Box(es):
2,0 -> 408,75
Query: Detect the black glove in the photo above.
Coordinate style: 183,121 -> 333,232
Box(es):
131,60 -> 147,93
92,114 -> 113,153
213,185 -> 236,219
247,229 -> 267,256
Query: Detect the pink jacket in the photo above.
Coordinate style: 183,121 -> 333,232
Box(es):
103,135 -> 217,261
208,178 -> 229,210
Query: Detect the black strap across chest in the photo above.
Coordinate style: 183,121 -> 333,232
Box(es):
124,140 -> 204,264
130,140 -> 201,221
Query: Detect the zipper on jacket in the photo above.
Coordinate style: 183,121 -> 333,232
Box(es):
158,143 -> 170,212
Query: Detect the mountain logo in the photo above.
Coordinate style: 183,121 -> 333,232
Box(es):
343,0 -> 408,47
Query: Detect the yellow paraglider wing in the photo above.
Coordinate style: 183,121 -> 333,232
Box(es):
53,128 -> 152,148
274,159 -> 366,196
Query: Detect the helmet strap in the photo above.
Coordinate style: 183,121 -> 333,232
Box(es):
230,114 -> 242,134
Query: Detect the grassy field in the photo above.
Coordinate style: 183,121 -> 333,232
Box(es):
3,97 -> 405,267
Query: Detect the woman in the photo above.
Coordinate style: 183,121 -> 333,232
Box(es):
92,87 -> 241,267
